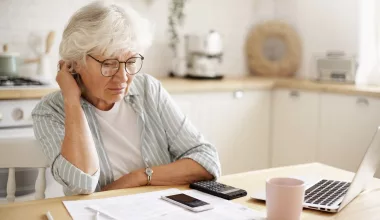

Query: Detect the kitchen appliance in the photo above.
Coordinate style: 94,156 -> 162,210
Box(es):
0,79 -> 62,201
314,51 -> 357,83
0,76 -> 45,87
185,30 -> 223,79
0,98 -> 41,198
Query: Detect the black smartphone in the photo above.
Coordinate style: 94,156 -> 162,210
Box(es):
161,193 -> 214,212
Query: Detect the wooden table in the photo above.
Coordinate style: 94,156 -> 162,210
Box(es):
1,163 -> 380,220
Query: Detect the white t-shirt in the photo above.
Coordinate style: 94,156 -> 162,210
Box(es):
94,100 -> 145,180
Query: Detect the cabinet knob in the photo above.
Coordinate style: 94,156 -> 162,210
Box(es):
12,108 -> 24,121
356,97 -> 369,106
289,90 -> 300,98
233,90 -> 244,99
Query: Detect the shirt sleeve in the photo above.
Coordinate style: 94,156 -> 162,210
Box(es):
152,76 -> 222,179
32,112 -> 100,195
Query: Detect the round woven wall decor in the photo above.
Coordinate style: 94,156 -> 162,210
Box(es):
246,20 -> 302,77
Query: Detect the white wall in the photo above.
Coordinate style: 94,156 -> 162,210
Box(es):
0,0 -> 91,80
294,0 -> 359,79
0,0 -> 256,80
255,0 -> 359,79
0,0 -> 358,81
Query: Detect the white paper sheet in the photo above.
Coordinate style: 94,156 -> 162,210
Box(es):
63,188 -> 266,220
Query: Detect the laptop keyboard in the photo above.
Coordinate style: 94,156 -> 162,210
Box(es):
304,179 -> 351,206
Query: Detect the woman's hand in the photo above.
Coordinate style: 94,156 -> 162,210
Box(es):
56,60 -> 81,103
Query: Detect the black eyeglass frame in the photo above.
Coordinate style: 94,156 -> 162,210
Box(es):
87,54 -> 145,77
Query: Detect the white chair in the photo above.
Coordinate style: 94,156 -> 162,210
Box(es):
0,138 -> 49,203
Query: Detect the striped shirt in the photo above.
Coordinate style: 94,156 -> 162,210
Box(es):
32,74 -> 221,196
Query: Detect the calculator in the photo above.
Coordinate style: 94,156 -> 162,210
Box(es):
189,181 -> 247,200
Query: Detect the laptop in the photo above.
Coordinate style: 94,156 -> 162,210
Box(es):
251,126 -> 380,213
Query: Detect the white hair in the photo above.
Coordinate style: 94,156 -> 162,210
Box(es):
59,0 -> 153,64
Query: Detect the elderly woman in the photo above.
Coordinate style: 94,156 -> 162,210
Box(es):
32,1 -> 221,196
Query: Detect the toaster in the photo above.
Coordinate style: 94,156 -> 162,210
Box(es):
314,51 -> 357,83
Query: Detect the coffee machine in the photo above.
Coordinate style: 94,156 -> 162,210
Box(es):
185,30 -> 223,79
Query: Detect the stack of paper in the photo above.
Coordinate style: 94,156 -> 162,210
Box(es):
63,188 -> 266,220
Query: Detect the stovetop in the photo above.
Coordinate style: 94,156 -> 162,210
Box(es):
0,76 -> 46,87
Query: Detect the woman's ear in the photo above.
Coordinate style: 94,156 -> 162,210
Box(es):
72,61 -> 82,75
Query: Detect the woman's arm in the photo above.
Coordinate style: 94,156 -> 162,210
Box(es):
58,61 -> 99,175
32,61 -> 100,195
155,75 -> 221,179
101,75 -> 220,191
101,159 -> 212,191
61,100 -> 99,175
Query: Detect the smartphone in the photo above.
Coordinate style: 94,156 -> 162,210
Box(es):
161,193 -> 214,212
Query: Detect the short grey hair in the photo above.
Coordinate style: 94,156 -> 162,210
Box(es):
59,1 -> 153,64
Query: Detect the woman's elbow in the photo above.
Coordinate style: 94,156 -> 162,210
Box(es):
64,184 -> 97,196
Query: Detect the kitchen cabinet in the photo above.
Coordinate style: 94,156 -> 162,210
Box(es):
171,90 -> 271,175
318,94 -> 380,177
271,89 -> 320,167
172,88 -> 380,178
171,94 -> 202,129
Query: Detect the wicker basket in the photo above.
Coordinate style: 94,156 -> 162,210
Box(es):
246,20 -> 302,77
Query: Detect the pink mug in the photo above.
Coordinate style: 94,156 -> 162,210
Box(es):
266,177 -> 305,220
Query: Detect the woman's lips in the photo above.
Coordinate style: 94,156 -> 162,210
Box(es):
108,87 -> 126,94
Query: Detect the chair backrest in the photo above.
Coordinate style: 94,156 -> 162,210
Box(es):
0,138 -> 49,203
0,138 -> 49,168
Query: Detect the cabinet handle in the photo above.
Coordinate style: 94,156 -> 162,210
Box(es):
233,90 -> 244,99
356,97 -> 369,106
289,90 -> 300,98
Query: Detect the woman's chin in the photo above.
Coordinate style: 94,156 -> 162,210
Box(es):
106,93 -> 124,103
105,87 -> 127,102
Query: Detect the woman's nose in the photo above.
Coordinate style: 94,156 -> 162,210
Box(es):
114,63 -> 129,81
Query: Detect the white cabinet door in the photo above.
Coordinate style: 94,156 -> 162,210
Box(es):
171,90 -> 271,175
171,94 -> 201,129
318,94 -> 380,175
271,89 -> 320,167
197,90 -> 271,175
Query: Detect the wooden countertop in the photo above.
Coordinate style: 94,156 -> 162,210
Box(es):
159,76 -> 275,93
0,87 -> 59,100
1,163 -> 380,220
2,76 -> 380,100
159,77 -> 380,98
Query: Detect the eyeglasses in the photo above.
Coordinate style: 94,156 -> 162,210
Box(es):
87,54 -> 144,77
